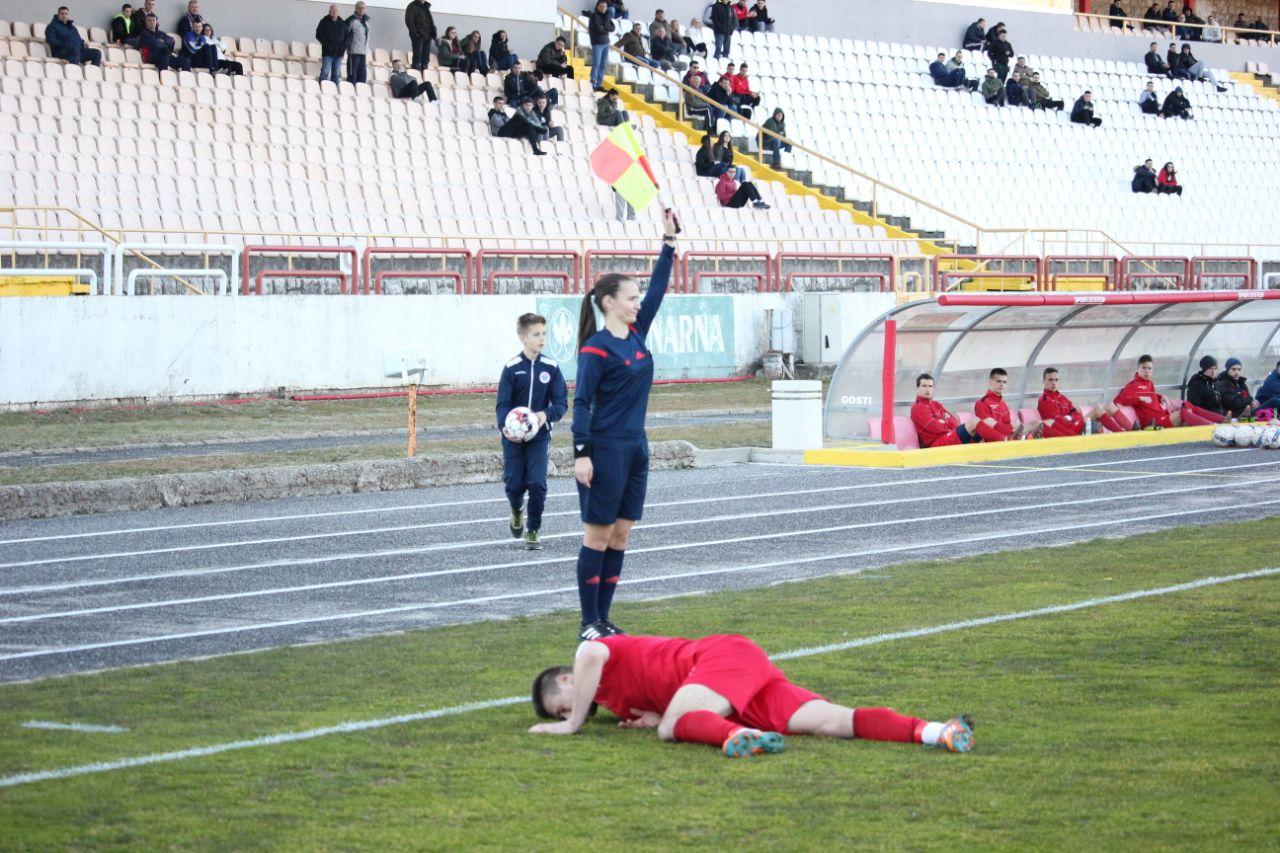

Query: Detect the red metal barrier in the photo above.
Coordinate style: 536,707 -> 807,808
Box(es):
679,251 -> 772,293
475,249 -> 581,295
374,271 -> 465,295
1190,256 -> 1257,290
583,249 -> 666,292
362,247 -> 473,294
486,271 -> 573,294
690,271 -> 765,293
255,270 -> 349,294
774,253 -> 895,293
881,318 -> 897,446
1041,256 -> 1119,291
932,255 -> 1041,292
241,245 -> 359,295
1119,256 -> 1190,291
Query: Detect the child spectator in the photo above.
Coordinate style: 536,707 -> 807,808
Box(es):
1217,358 -> 1257,419
489,30 -> 519,72
715,171 -> 770,208
1157,162 -> 1182,195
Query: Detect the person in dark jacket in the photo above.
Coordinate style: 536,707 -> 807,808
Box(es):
987,31 -> 1013,81
345,2 -> 370,85
1217,358 -> 1257,419
1185,356 -> 1228,420
983,21 -> 1007,49
174,0 -> 202,40
1142,3 -> 1163,30
1166,42 -> 1185,77
588,0 -> 615,91
705,74 -> 737,129
596,88 -> 630,126
1161,86 -> 1191,119
1026,72 -> 1063,110
1109,2 -> 1127,28
1176,44 -> 1227,90
694,132 -> 746,180
496,96 -> 548,155
138,13 -> 189,71
460,30 -> 490,75
111,4 -> 138,46
1005,70 -> 1030,106
1139,80 -> 1161,113
181,23 -> 218,71
650,25 -> 686,71
437,26 -> 464,71
762,108 -> 792,168
505,65 -> 558,108
389,58 -> 437,101
980,68 -> 1005,106
710,0 -> 736,59
404,0 -> 436,72
929,52 -> 969,89
46,7 -> 102,67
1131,160 -> 1157,193
962,18 -> 985,50
537,37 -> 573,78
1144,42 -> 1172,76
1254,362 -> 1280,412
316,4 -> 347,84
615,21 -> 659,69
131,0 -> 155,33
1071,91 -> 1102,126
749,2 -> 774,32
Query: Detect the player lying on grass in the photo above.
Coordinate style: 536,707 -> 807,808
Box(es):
529,633 -> 973,757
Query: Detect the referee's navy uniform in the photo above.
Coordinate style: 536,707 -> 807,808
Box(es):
496,353 -> 567,533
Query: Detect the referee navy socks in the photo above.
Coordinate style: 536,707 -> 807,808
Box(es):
597,548 -> 625,621
576,546 -> 606,625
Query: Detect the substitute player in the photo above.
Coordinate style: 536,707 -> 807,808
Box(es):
497,313 -> 568,550
570,208 -> 680,641
1110,354 -> 1185,430
973,367 -> 1025,442
529,633 -> 974,758
1037,367 -> 1115,437
909,373 -> 981,447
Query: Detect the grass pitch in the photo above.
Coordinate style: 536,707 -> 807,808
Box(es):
1,521 -> 1277,849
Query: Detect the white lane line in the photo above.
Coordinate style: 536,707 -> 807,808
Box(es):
0,460 -> 1263,606
5,494 -> 1278,661
0,446 -> 1234,548
2,565 -> 1274,789
21,721 -> 128,734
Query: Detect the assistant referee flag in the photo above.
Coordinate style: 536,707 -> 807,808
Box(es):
589,122 -> 660,211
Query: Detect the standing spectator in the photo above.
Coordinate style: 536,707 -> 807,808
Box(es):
1108,3 -> 1127,29
930,51 -> 970,90
694,133 -> 746,180
1217,358 -> 1257,419
1161,86 -> 1191,119
762,108 -> 792,168
1176,44 -> 1227,91
710,0 -> 736,59
175,0 -> 202,40
46,6 -> 103,67
131,0 -> 154,34
201,24 -> 242,75
316,5 -> 346,84
596,88 -> 630,126
1201,16 -> 1223,42
650,25 -> 686,72
389,58 -> 437,101
616,22 -> 659,69
1071,91 -> 1102,127
588,0 -> 616,92
983,21 -> 1007,50
460,30 -> 490,75
1027,72 -> 1063,110
181,20 -> 218,71
1253,362 -> 1280,412
962,17 -> 986,49
1006,70 -> 1030,107
437,26 -> 464,71
685,17 -> 708,56
537,36 -> 573,78
495,96 -> 548,155
535,94 -> 563,142
1131,159 -> 1157,192
1139,81 -> 1160,114
732,0 -> 755,30
980,68 -> 1005,106
987,31 -> 1013,81
1157,162 -> 1182,195
111,4 -> 138,46
404,0 -> 436,73
138,13 -> 188,71
1144,41 -> 1172,76
488,95 -> 510,135
750,2 -> 774,33
345,1 -> 370,85
715,171 -> 769,209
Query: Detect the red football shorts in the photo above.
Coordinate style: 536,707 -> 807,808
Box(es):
681,635 -> 824,733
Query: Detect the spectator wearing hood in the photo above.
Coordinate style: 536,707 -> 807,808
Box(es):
1185,355 -> 1228,421
46,6 -> 103,67
1157,162 -> 1182,195
1027,71 -> 1063,110
1071,91 -> 1102,127
762,108 -> 792,168
963,17 -> 986,50
1161,86 -> 1191,119
1139,80 -> 1161,114
596,88 -> 630,126
1131,160 -> 1157,193
1175,44 -> 1227,91
1217,358 -> 1257,419
1254,362 -> 1280,412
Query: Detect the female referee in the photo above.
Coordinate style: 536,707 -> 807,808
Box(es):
571,207 -> 680,642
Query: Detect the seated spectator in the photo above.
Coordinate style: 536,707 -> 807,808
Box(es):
1161,87 -> 1191,119
489,30 -> 519,73
437,26 -> 464,71
1011,56 -> 1033,81
1108,3 -> 1127,29
694,133 -> 746,181
1071,91 -> 1102,127
200,25 -> 242,75
1131,159 -> 1157,193
666,18 -> 693,56
175,0 -> 202,40
505,64 -> 558,108
1175,44 -> 1227,91
1027,72 -> 1063,110
1165,41 -> 1181,75
649,8 -> 670,38
715,170 -> 769,209
1217,358 -> 1257,419
494,96 -> 548,155
1112,354 -> 1185,429
605,0 -> 629,20
459,30 -> 490,75
930,52 -> 973,90
1142,3 -> 1163,31
762,108 -> 792,169
131,0 -> 154,34
534,94 -> 563,142
316,3 -> 347,85
683,60 -> 710,93
1161,0 -> 1178,28
1233,12 -> 1250,38
111,3 -> 138,46
389,58 -> 437,101
750,2 -> 774,33
1144,42 -> 1171,76
1006,71 -> 1030,107
1184,356 -> 1228,422
910,374 -> 982,447
1157,162 -> 1182,195
946,51 -> 980,92
1038,368 -> 1115,438
1201,16 -> 1223,42
732,0 -> 755,30
1249,17 -> 1270,40
536,37 -> 573,78
730,63 -> 761,108
980,68 -> 1006,106
596,88 -> 630,126
488,95 -> 510,135
974,368 -> 1025,442
616,21 -> 661,68
138,13 -> 189,72
1254,361 -> 1280,412
46,6 -> 103,67
706,74 -> 739,127
650,25 -> 687,72
181,23 -> 219,72
962,17 -> 986,50
987,32 -> 1013,81
684,18 -> 708,56
1139,81 -> 1161,114
1174,13 -> 1195,41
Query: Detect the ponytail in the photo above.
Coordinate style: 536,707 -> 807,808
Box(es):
577,273 -> 631,351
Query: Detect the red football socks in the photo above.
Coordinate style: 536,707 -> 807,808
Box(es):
673,711 -> 741,747
1098,412 -> 1130,433
852,707 -> 927,743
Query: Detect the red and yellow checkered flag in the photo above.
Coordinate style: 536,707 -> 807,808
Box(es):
589,122 -> 659,211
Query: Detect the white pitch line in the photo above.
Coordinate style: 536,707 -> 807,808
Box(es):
21,721 -> 128,734
0,446 -> 1235,549
1,566 -> 1274,789
5,493 -> 1279,662
0,460 -> 1264,613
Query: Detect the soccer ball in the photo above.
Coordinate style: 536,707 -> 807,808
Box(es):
1211,424 -> 1238,447
504,406 -> 539,442
1262,426 -> 1280,450
1240,424 -> 1267,448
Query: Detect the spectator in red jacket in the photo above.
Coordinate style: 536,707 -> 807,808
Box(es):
1157,162 -> 1182,195
1111,353 -> 1184,429
732,0 -> 755,29
729,62 -> 761,108
909,374 -> 981,447
1037,367 -> 1116,437
973,368 -> 1024,441
714,171 -> 769,208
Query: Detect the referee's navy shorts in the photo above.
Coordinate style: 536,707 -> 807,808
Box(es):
578,437 -> 649,525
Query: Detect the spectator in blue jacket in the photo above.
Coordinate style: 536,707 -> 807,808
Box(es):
138,13 -> 189,71
1006,70 -> 1031,106
182,24 -> 218,71
929,52 -> 973,90
46,7 -> 102,67
1255,362 -> 1280,412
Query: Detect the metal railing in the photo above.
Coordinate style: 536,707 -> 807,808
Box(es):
1074,10 -> 1280,45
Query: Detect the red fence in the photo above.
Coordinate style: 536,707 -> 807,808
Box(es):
475,249 -> 580,295
933,255 -> 1042,292
241,245 -> 360,295
1120,256 -> 1190,291
774,253 -> 895,293
362,247 -> 472,295
1041,255 -> 1119,291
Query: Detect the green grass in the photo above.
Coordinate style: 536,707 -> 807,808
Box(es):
2,521 -> 1277,848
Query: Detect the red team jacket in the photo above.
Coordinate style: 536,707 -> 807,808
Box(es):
973,390 -> 1015,441
1037,389 -> 1085,437
909,397 -> 961,448
1114,374 -> 1172,427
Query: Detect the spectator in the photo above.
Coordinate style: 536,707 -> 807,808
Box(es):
750,2 -> 774,33
111,3 -> 138,46
1249,16 -> 1270,40
1165,41 -> 1181,75
505,64 -> 558,108
1201,16 -> 1222,42
46,6 -> 102,68
1139,80 -> 1160,113
987,31 -> 1013,81
1176,44 -> 1227,91
649,8 -> 669,38
1185,356 -> 1227,420
175,0 -> 201,40
945,50 -> 979,92
1071,91 -> 1102,127
130,0 -> 154,34
588,0 -> 616,91
1142,3 -> 1163,31
536,37 -> 573,79
762,108 -> 792,168
346,2 -> 370,85
1108,3 -> 1127,29
488,95 -> 510,135
710,0 -> 736,59
910,374 -> 982,447
605,0 -> 629,19
1027,72 -> 1063,110
513,96 -> 548,143
685,17 -> 708,56
1161,86 -> 1191,119
1254,362 -> 1280,412
1232,12 -> 1250,38
730,62 -> 761,108
683,60 -> 710,93
1174,12 -> 1194,41
138,13 -> 188,72
1011,55 -> 1032,80
1131,159 -> 1157,192
1160,1 -> 1178,29
973,368 -> 1024,442
983,21 -> 1007,50
534,94 -> 563,142
980,68 -> 1005,106
389,58 -> 437,101
495,96 -> 548,155
962,17 -> 985,50
1157,162 -> 1182,195
650,25 -> 687,72
437,26 -> 463,71
706,73 -> 738,127
1006,71 -> 1030,107
667,18 -> 695,56
714,170 -> 769,208
404,0 -> 436,73
1217,358 -> 1257,419
616,21 -> 660,69
596,88 -> 630,126
732,0 -> 755,30
1144,41 -> 1172,76
929,51 -> 970,90
460,30 -> 491,75
182,20 -> 218,71
316,4 -> 346,84
201,24 -> 242,75
694,133 -> 746,181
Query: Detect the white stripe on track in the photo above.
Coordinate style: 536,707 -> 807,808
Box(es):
1,565 -> 1274,789
21,721 -> 128,734
0,446 -> 1235,549
0,461 -> 1268,614
5,494 -> 1279,662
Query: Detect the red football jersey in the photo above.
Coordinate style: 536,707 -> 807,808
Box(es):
593,635 -> 699,720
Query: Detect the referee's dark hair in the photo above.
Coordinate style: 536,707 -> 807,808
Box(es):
517,312 -> 546,333
577,274 -> 631,350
